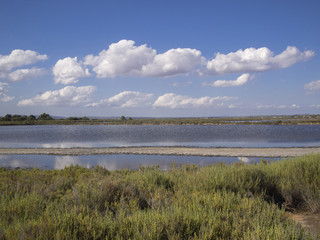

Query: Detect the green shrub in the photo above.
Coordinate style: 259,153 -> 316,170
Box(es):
1,154 -> 320,239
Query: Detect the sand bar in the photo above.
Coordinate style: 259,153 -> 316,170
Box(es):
0,147 -> 320,157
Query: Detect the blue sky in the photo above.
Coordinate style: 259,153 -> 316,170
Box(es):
0,0 -> 319,117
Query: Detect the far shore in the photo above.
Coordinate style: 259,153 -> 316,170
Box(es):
1,146 -> 320,157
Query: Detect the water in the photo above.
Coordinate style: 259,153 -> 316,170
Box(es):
0,124 -> 319,148
0,125 -> 313,169
0,154 -> 275,170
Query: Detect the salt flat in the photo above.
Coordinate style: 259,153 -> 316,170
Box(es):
0,147 -> 320,157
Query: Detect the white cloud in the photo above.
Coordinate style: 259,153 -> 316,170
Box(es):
0,82 -> 14,102
84,40 -> 156,78
205,46 -> 314,75
304,80 -> 320,91
141,48 -> 204,77
84,41 -> 313,79
53,57 -> 90,84
1,94 -> 14,102
0,49 -> 48,73
310,105 -> 320,108
171,81 -> 192,87
0,82 -> 7,94
84,40 -> 204,78
81,41 -> 318,80
205,73 -> 251,87
87,91 -> 154,108
153,93 -> 237,109
18,85 -> 96,106
256,104 -> 299,109
7,68 -> 46,82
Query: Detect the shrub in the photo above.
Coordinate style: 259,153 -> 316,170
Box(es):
37,113 -> 53,120
1,155 -> 320,239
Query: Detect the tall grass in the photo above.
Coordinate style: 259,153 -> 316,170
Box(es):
1,154 -> 320,239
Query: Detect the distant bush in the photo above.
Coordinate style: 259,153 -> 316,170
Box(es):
37,113 -> 53,120
0,114 -> 12,121
27,115 -> 36,121
66,117 -> 90,121
0,114 -> 29,121
11,115 -> 27,121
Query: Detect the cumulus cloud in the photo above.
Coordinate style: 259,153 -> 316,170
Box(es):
84,40 -> 156,78
0,49 -> 47,82
205,73 -> 251,87
141,48 -> 204,77
0,82 -> 14,102
87,91 -> 154,108
7,68 -> 46,82
18,85 -> 96,106
256,104 -> 299,109
84,39 -> 204,78
205,46 -> 314,75
153,93 -> 237,109
0,49 -> 47,75
83,41 -> 313,78
0,94 -> 14,102
53,57 -> 90,84
171,81 -> 192,87
304,80 -> 320,91
0,82 -> 8,94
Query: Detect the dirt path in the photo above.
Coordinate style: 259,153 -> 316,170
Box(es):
286,212 -> 320,236
0,147 -> 319,157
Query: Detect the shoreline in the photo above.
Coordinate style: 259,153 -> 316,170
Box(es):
0,146 -> 320,157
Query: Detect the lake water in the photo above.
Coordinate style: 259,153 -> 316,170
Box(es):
0,154 -> 276,170
0,124 -> 319,148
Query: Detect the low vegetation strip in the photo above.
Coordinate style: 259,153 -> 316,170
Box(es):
1,113 -> 320,125
1,154 -> 320,239
0,146 -> 320,157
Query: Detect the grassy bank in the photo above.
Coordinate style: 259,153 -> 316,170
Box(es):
1,154 -> 320,239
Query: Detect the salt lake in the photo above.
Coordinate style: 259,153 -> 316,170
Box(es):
0,124 -> 319,148
0,124 -> 318,169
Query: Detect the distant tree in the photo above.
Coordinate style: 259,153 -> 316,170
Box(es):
81,117 -> 89,121
12,115 -> 27,121
120,115 -> 126,121
27,115 -> 36,121
128,117 -> 133,121
274,120 -> 282,125
37,113 -> 53,120
67,117 -> 80,121
3,114 -> 12,121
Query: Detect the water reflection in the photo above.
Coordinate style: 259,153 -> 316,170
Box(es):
0,154 -> 278,170
0,155 -> 48,169
54,156 -> 91,169
1,125 -> 319,148
238,157 -> 252,163
42,143 -> 95,148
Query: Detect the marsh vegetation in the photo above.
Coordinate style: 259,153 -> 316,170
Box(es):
1,154 -> 320,239
1,113 -> 320,125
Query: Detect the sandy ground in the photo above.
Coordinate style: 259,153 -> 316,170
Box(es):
286,212 -> 320,236
0,147 -> 319,157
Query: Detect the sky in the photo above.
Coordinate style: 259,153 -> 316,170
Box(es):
0,0 -> 319,117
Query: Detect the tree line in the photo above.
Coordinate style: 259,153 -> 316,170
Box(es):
0,113 -> 53,121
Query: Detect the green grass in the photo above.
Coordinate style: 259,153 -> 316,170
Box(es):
1,154 -> 320,239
